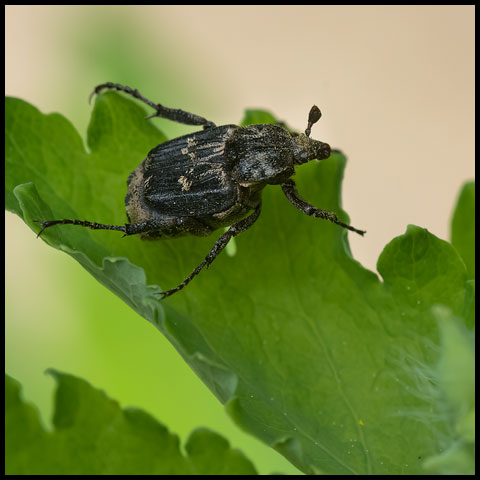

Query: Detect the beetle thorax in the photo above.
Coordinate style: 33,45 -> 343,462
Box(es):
227,124 -> 296,185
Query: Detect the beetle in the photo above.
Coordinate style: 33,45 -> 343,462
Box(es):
36,82 -> 366,299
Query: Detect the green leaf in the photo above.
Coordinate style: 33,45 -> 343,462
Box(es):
451,181 -> 475,279
5,94 -> 473,474
5,371 -> 258,475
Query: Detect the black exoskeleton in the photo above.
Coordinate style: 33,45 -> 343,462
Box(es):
36,83 -> 365,298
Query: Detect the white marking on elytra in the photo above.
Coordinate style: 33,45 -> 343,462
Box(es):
178,175 -> 193,191
144,175 -> 153,187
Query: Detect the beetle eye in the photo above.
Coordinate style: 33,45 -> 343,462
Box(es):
313,140 -> 331,160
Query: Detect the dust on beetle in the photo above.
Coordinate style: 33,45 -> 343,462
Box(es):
36,82 -> 366,298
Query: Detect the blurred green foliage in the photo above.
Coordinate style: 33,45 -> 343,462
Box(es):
451,181 -> 475,279
5,371 -> 258,475
423,306 -> 475,475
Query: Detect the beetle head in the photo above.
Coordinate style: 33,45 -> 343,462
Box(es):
292,134 -> 331,165
292,105 -> 331,164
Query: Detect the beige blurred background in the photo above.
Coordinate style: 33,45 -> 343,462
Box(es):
5,5 -> 475,475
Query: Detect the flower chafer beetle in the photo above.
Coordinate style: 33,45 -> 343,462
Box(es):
36,83 -> 365,298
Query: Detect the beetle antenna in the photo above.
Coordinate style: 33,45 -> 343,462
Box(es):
305,105 -> 322,137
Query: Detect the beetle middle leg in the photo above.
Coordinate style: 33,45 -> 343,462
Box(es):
89,82 -> 216,129
159,203 -> 262,299
281,179 -> 366,236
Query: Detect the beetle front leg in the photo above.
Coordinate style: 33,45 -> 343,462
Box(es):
89,82 -> 216,129
159,204 -> 262,299
281,179 -> 366,236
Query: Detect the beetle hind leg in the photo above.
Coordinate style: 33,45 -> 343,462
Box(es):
34,218 -> 174,238
89,82 -> 216,129
34,218 -> 127,237
159,204 -> 262,299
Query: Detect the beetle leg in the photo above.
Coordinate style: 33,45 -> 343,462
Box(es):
34,215 -> 215,240
159,203 -> 262,299
281,179 -> 366,236
34,218 -> 165,238
34,218 -> 127,237
89,82 -> 216,129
